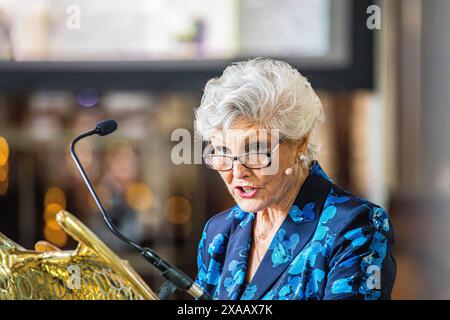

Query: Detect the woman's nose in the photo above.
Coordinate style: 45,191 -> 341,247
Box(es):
232,160 -> 251,179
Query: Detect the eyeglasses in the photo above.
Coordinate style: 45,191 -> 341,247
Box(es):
203,141 -> 281,171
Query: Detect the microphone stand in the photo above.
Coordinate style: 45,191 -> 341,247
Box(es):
70,121 -> 211,300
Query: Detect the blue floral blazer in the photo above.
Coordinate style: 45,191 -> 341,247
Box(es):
195,161 -> 396,300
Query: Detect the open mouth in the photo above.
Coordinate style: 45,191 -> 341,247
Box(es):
235,186 -> 258,198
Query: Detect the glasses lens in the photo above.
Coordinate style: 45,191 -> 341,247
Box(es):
242,153 -> 270,168
205,155 -> 232,170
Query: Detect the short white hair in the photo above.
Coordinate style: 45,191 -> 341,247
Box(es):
194,57 -> 325,164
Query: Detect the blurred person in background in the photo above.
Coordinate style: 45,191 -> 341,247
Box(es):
193,57 -> 396,300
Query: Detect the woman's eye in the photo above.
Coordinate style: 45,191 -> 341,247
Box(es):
249,142 -> 268,153
215,146 -> 228,155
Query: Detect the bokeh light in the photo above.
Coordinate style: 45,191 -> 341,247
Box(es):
44,203 -> 64,222
0,137 -> 9,166
125,182 -> 153,212
0,137 -> 9,196
43,224 -> 67,247
46,218 -> 61,231
76,88 -> 100,108
43,187 -> 67,247
0,162 -> 8,182
164,196 -> 192,225
44,187 -> 66,209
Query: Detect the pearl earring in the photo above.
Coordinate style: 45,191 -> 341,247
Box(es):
285,154 -> 306,175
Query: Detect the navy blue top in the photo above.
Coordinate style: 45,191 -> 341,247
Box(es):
195,161 -> 396,300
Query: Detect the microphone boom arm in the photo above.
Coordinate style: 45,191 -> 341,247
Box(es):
70,128 -> 143,253
70,121 -> 211,300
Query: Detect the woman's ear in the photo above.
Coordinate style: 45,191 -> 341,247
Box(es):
297,133 -> 310,154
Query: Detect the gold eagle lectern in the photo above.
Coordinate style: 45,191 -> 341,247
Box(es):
0,211 -> 158,300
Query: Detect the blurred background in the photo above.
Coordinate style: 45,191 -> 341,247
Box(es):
0,0 -> 449,299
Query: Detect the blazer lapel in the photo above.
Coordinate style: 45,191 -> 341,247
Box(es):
246,161 -> 332,300
217,207 -> 255,300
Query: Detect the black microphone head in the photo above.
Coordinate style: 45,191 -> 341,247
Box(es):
95,119 -> 118,136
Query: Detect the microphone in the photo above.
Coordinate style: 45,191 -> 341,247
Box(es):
70,119 -> 211,300
96,119 -> 118,136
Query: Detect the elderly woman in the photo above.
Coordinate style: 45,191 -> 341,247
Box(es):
193,58 -> 396,300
